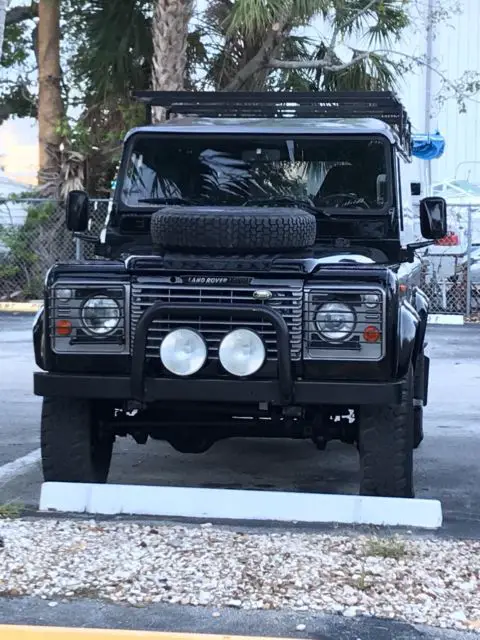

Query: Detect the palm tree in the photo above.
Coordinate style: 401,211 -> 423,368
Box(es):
201,0 -> 410,92
28,0 -> 411,193
37,0 -> 63,194
151,0 -> 194,121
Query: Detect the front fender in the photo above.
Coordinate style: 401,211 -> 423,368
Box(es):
413,287 -> 429,358
33,306 -> 46,370
395,301 -> 420,379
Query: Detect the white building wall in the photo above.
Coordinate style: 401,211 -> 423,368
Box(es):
397,0 -> 480,184
309,1 -> 480,186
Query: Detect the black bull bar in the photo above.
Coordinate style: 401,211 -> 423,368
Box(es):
131,302 -> 293,403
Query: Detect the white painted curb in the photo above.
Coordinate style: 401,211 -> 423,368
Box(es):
39,483 -> 443,530
427,313 -> 464,325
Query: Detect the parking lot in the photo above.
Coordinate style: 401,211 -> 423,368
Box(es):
1,313 -> 479,538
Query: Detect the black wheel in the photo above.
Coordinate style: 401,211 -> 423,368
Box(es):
413,349 -> 426,449
358,367 -> 414,498
150,206 -> 317,253
41,397 -> 113,483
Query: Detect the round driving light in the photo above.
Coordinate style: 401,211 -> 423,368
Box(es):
56,288 -> 73,303
219,329 -> 266,377
315,302 -> 356,342
363,293 -> 380,308
160,329 -> 207,376
81,295 -> 120,336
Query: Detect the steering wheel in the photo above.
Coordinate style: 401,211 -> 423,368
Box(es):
316,193 -> 371,209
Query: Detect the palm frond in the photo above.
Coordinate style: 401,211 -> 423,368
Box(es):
227,0 -> 285,39
333,0 -> 409,43
323,50 -> 402,92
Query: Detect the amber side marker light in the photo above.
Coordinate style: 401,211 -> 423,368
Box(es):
363,325 -> 381,343
55,319 -> 72,336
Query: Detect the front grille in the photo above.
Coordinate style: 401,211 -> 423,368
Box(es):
131,279 -> 303,361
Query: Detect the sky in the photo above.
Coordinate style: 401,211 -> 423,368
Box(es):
0,0 -> 38,185
0,117 -> 38,185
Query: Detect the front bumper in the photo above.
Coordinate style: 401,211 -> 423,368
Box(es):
33,372 -> 402,404
37,301 -> 402,405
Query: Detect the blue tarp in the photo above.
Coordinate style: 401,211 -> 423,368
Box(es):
412,132 -> 445,160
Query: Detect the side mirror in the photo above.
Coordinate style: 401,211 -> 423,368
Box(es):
66,190 -> 89,232
420,196 -> 447,240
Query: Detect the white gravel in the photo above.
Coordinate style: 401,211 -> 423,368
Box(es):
0,519 -> 478,632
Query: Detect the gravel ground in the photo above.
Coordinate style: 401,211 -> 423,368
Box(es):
0,519 -> 479,633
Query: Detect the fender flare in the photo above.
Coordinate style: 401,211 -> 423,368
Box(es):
412,287 -> 429,364
396,301 -> 420,379
33,306 -> 46,371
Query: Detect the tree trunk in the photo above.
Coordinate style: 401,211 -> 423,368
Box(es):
151,0 -> 194,122
0,0 -> 9,56
37,0 -> 63,194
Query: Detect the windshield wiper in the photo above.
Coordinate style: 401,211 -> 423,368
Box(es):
137,197 -> 194,205
244,196 -> 331,218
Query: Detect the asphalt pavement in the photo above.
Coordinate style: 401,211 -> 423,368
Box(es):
0,313 -> 479,638
1,313 -> 479,536
0,598 -> 475,640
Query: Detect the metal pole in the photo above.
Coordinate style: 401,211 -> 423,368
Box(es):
466,206 -> 473,316
424,0 -> 434,195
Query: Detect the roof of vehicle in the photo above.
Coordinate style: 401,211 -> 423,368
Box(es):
130,90 -> 411,154
124,117 -> 397,144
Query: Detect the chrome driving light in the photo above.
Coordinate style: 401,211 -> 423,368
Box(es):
160,328 -> 207,376
81,295 -> 121,336
219,329 -> 266,377
315,302 -> 356,342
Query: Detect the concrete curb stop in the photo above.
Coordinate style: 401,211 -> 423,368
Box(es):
39,482 -> 443,530
0,301 -> 43,314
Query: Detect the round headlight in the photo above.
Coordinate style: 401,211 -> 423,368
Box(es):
81,296 -> 120,336
219,329 -> 266,377
160,329 -> 207,376
315,302 -> 356,342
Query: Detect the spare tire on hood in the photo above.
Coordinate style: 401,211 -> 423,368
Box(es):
150,206 -> 317,253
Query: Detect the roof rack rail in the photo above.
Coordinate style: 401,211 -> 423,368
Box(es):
132,90 -> 412,154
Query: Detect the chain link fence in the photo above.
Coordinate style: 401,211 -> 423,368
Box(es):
418,204 -> 480,320
1,197 -> 480,319
0,198 -> 109,300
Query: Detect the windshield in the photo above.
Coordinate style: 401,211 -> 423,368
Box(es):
121,134 -> 390,211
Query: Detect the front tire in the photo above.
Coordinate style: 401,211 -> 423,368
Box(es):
358,367 -> 414,498
413,350 -> 426,449
41,397 -> 113,483
413,406 -> 424,449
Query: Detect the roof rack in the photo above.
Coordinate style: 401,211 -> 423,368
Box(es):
132,90 -> 412,154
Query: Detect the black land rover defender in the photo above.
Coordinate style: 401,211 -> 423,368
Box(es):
33,91 -> 447,498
